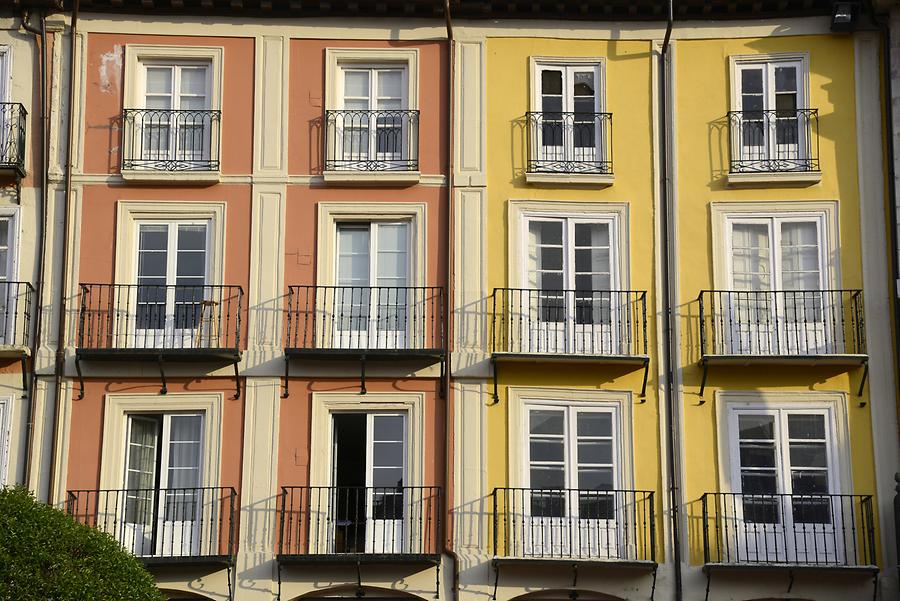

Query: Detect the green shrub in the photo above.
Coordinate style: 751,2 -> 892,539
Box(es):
0,486 -> 164,601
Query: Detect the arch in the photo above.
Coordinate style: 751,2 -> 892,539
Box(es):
289,584 -> 431,601
158,589 -> 218,601
509,589 -> 626,601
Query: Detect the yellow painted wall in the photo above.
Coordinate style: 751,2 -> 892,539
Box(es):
483,37 -> 663,558
673,35 -> 880,564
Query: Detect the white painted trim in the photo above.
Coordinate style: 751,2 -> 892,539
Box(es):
122,44 -> 224,112
316,201 -> 427,288
114,200 -> 226,287
506,386 -> 633,491
98,392 -> 224,492
528,56 -> 606,114
324,47 -> 419,111
726,171 -> 822,187
713,390 -> 852,498
0,45 -> 10,103
308,391 -> 426,490
709,200 -> 840,290
507,200 -> 629,290
0,205 -> 22,283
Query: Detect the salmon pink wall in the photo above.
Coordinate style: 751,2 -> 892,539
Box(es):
65,379 -> 245,491
277,378 -> 445,489
288,39 -> 448,175
82,33 -> 254,174
283,185 -> 448,289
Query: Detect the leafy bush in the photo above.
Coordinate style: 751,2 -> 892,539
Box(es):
0,486 -> 164,601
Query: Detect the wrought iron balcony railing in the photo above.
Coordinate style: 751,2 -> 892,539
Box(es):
0,103 -> 26,176
698,289 -> 866,358
526,111 -> 613,175
121,108 -> 221,171
0,281 -> 34,349
285,285 -> 444,354
324,109 -> 419,172
277,485 -> 442,558
66,487 -> 238,563
77,283 -> 243,353
701,492 -> 876,568
728,109 -> 819,173
491,289 -> 647,357
492,488 -> 656,562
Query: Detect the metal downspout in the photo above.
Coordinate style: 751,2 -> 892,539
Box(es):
659,2 -> 684,600
443,1 -> 460,600
47,0 -> 78,503
19,10 -> 47,491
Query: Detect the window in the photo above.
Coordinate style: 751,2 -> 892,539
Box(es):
523,403 -> 620,558
333,221 -> 410,349
122,46 -> 223,174
723,214 -> 844,355
529,59 -> 608,174
325,49 -> 419,174
122,412 -> 205,557
330,412 -> 407,553
133,220 -> 209,348
523,215 -> 621,354
0,46 -> 8,103
731,55 -> 814,172
0,396 -> 9,486
727,405 -> 842,564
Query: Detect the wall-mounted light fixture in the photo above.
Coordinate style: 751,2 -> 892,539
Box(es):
831,2 -> 859,32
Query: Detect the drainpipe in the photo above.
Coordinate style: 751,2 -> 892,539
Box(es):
47,0 -> 78,504
659,2 -> 684,600
865,0 -> 900,586
19,9 -> 47,492
442,1 -> 460,600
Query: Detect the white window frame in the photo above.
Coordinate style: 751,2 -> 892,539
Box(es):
317,202 -> 426,289
508,201 -> 629,291
0,395 -> 11,486
99,392 -> 224,493
115,201 -> 225,288
325,48 -> 419,112
714,390 -> 851,498
730,53 -> 810,116
710,201 -> 840,291
0,46 -> 10,103
507,386 -> 633,492
529,56 -> 606,116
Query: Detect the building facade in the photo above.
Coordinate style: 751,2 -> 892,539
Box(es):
8,1 -> 900,600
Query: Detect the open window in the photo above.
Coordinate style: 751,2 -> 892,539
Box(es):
122,412 -> 205,558
329,412 -> 408,554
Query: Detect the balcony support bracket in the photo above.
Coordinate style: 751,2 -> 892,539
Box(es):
640,360 -> 649,398
787,569 -> 794,593
355,559 -> 364,597
434,559 -> 441,599
439,355 -> 446,400
571,562 -> 578,590
650,564 -> 657,601
858,360 -> 869,398
75,356 -> 85,400
491,559 -> 500,601
157,355 -> 168,395
704,568 -> 712,601
282,355 -> 291,398
360,354 -> 367,395
490,356 -> 499,405
231,359 -> 241,400
699,359 -> 709,399
20,355 -> 27,395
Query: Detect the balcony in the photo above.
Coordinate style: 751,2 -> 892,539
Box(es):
700,492 -> 877,573
120,109 -> 221,182
282,285 -> 445,396
66,486 -> 238,567
525,111 -> 613,185
0,282 -> 35,390
727,109 -> 820,185
323,109 -> 420,184
697,289 -> 868,394
490,288 -> 649,399
0,103 -> 26,177
75,283 -> 244,398
277,485 -> 442,563
491,488 -> 656,584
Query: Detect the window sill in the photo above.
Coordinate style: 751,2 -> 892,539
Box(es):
525,172 -> 614,187
322,170 -> 421,186
120,169 -> 221,185
726,170 -> 822,187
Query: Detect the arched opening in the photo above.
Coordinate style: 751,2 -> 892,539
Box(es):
510,589 -> 626,601
290,584 -> 431,601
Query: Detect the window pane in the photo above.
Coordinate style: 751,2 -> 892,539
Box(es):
530,439 -> 564,462
372,466 -> 403,487
377,70 -> 403,98
541,70 -> 562,95
739,441 -> 777,467
731,223 -> 771,291
787,414 -> 826,439
530,410 -> 564,435
577,440 -> 612,464
529,220 -> 563,246
377,223 -> 408,253
373,414 -> 404,441
738,414 -> 775,440
775,66 -> 797,92
572,71 -> 595,97
574,222 -> 608,247
344,71 -> 370,98
373,441 -> 404,468
146,67 -> 173,95
740,471 -> 778,495
179,67 -> 207,96
577,412 -> 611,436
177,225 -> 207,250
577,467 -> 613,490
741,68 -> 763,94
530,465 -> 565,489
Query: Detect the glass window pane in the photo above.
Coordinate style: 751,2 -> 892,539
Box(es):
787,414 -> 826,439
373,414 -> 404,440
146,67 -> 173,95
775,66 -> 797,92
139,224 -> 168,251
179,67 -> 208,96
789,443 -> 828,468
177,225 -> 207,250
577,440 -> 612,464
372,466 -> 404,488
530,439 -> 564,462
541,70 -> 562,95
577,467 -> 613,490
169,414 -> 202,442
530,465 -> 565,489
572,71 -> 595,97
577,412 -> 611,436
377,223 -> 408,253
373,441 -> 404,468
344,71 -> 370,98
739,442 -> 777,467
741,68 -> 763,94
574,223 -> 608,247
529,220 -> 563,246
740,471 -> 778,495
530,410 -> 564,435
377,70 -> 403,98
738,414 -> 775,440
